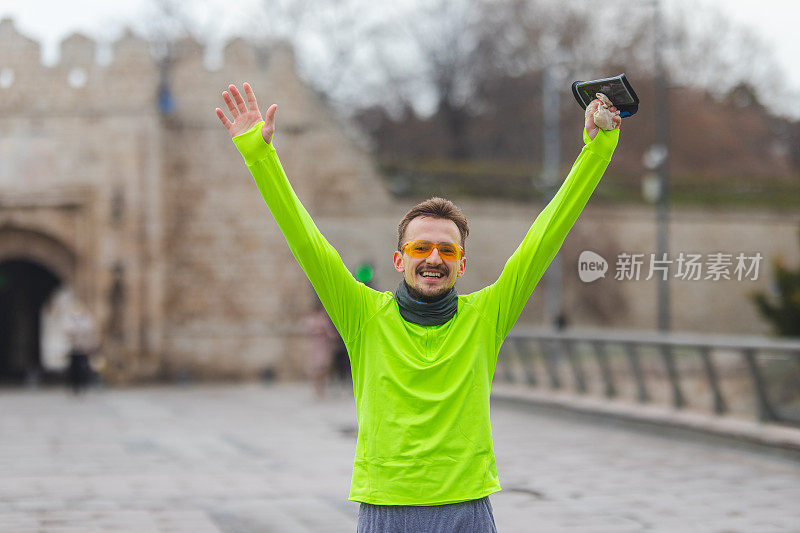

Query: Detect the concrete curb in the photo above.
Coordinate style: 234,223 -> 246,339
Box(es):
491,384 -> 800,463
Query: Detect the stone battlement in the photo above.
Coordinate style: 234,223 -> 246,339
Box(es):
0,17 -> 296,114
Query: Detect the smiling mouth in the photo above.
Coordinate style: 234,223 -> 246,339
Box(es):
418,270 -> 446,280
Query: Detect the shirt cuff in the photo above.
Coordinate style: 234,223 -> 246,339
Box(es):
582,127 -> 620,160
232,121 -> 275,165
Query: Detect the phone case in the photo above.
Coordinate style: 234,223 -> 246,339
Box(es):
572,73 -> 639,118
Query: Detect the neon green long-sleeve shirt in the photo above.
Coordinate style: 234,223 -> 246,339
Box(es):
233,122 -> 619,505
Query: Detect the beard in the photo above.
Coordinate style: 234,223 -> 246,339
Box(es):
405,268 -> 453,303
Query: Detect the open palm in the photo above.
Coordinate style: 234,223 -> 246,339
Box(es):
215,83 -> 277,144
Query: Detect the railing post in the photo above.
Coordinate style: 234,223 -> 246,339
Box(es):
660,344 -> 685,409
562,339 -> 586,394
514,338 -> 537,386
742,348 -> 778,422
591,341 -> 616,398
698,346 -> 726,415
624,343 -> 649,403
537,340 -> 561,390
500,339 -> 518,384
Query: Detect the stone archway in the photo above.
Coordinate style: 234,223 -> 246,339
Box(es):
0,226 -> 77,384
0,260 -> 62,382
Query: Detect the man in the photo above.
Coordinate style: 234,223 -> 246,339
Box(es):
216,83 -> 621,532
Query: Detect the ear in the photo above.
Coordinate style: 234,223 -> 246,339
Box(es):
456,256 -> 466,277
393,250 -> 404,272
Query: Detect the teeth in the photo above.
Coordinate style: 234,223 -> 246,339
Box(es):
421,272 -> 443,278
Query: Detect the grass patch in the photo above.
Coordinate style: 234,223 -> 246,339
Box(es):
380,159 -> 800,209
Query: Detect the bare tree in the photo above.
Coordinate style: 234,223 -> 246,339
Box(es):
139,0 -> 794,177
260,0 -> 504,158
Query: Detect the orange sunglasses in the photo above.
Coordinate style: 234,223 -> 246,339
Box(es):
400,240 -> 464,261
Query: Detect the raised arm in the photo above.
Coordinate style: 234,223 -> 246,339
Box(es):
216,83 -> 371,342
475,99 -> 621,343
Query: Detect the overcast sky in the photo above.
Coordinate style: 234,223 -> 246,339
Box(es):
1,0 -> 798,117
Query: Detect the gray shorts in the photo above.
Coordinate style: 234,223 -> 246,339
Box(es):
357,496 -> 497,533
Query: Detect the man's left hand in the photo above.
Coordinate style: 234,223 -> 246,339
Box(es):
584,99 -> 622,140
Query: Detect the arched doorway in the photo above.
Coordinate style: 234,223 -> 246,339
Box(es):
0,225 -> 78,385
0,259 -> 61,383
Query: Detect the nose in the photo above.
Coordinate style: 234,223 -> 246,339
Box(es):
425,248 -> 443,265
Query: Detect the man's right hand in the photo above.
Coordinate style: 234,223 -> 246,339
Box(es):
215,82 -> 277,144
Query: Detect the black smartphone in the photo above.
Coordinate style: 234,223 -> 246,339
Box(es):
572,73 -> 639,118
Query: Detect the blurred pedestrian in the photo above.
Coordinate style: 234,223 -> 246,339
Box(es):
329,331 -> 349,391
304,302 -> 337,399
65,301 -> 97,394
555,312 -> 569,330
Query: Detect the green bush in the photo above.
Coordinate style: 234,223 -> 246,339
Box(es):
751,223 -> 800,337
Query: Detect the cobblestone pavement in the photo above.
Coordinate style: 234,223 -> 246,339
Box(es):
0,383 -> 798,532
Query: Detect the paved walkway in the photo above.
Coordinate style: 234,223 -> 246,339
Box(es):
0,383 -> 798,532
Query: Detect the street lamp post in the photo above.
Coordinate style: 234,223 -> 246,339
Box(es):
651,0 -> 683,408
653,0 -> 671,333
541,39 -> 567,329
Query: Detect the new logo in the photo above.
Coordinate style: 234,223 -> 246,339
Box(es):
578,251 -> 608,282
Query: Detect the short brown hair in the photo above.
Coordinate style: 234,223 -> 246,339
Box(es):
397,197 -> 469,252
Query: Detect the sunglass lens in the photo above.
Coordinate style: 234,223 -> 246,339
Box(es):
438,244 -> 458,260
409,241 -> 433,257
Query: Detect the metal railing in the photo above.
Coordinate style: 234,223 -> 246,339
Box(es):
500,328 -> 800,427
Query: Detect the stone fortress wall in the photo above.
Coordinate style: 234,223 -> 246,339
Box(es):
0,17 -> 395,382
0,17 -> 797,383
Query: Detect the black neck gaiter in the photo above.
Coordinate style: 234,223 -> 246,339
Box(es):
394,280 -> 458,326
